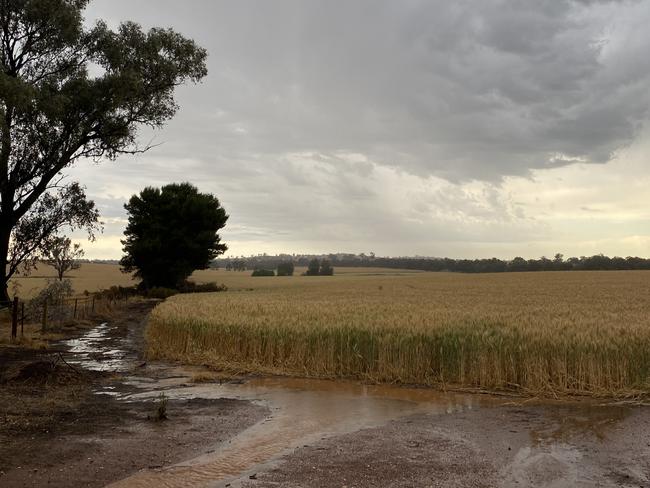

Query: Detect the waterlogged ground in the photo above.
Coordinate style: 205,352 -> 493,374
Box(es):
2,302 -> 650,487
111,376 -> 650,488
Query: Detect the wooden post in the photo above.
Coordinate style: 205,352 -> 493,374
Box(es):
11,296 -> 18,340
20,302 -> 25,337
92,295 -> 95,313
41,300 -> 48,332
73,298 -> 78,319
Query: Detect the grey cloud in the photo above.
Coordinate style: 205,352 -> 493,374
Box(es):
85,0 -> 650,182
71,0 -> 650,258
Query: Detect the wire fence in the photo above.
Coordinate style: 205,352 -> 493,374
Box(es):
1,293 -> 130,341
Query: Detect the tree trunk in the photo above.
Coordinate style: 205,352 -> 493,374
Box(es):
0,226 -> 10,303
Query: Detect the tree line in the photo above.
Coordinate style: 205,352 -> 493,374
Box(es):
215,253 -> 650,274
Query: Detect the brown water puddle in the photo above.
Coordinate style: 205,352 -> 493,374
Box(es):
108,376 -> 497,488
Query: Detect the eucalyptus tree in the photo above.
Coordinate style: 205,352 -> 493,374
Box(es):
0,0 -> 207,300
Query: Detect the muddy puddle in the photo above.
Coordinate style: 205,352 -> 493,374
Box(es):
63,321 -> 639,488
61,322 -> 134,372
109,376 -> 496,488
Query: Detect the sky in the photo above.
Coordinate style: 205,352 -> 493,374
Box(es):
70,0 -> 650,259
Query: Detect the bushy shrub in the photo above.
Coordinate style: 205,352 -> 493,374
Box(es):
29,279 -> 73,308
251,269 -> 275,277
27,279 -> 74,321
95,285 -> 139,300
178,281 -> 228,293
145,287 -> 179,299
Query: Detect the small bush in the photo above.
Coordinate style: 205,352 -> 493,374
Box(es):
251,269 -> 275,277
145,287 -> 179,299
95,285 -> 139,300
27,279 -> 73,320
153,393 -> 168,421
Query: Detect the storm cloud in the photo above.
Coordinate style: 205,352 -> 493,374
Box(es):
71,0 -> 650,258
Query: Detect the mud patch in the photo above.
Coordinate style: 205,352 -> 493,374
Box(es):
235,405 -> 650,488
0,301 -> 269,488
0,396 -> 267,488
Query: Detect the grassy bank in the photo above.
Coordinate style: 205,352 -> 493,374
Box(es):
146,270 -> 650,396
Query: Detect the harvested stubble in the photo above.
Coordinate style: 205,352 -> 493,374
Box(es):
146,270 -> 650,396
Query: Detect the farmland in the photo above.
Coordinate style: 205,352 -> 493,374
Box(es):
8,262 -> 234,298
147,269 -> 650,396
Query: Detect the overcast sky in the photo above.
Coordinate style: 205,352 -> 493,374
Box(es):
70,0 -> 650,259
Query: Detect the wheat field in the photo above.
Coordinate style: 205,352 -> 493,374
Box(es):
147,270 -> 650,396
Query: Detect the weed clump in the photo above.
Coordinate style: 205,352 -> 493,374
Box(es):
151,393 -> 168,421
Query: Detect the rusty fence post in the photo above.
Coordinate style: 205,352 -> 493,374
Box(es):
11,296 -> 18,340
20,302 -> 25,337
73,298 -> 78,319
92,295 -> 95,313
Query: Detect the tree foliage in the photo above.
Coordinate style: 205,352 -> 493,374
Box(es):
319,259 -> 333,276
304,258 -> 334,276
214,253 -> 650,274
276,261 -> 294,276
305,258 -> 320,276
0,0 -> 207,299
120,183 -> 228,289
41,235 -> 84,280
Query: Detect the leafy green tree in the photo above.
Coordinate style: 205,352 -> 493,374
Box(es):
276,261 -> 294,276
306,258 -> 320,276
319,259 -> 333,276
0,0 -> 207,301
120,183 -> 228,288
41,235 -> 84,280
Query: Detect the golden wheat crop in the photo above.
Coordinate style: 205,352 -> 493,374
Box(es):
146,269 -> 650,396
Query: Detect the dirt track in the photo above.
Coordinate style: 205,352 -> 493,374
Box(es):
0,301 -> 267,488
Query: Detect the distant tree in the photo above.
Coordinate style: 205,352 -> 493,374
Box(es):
232,259 -> 246,271
508,257 -> 528,272
42,236 -> 84,281
0,0 -> 207,302
120,183 -> 228,289
277,261 -> 294,276
319,259 -> 334,276
306,258 -> 320,276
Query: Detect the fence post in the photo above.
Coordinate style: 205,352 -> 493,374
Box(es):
20,302 -> 25,337
73,298 -> 78,319
41,300 -> 48,332
92,295 -> 95,313
11,296 -> 18,340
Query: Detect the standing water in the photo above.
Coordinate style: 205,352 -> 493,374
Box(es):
108,376 -> 496,488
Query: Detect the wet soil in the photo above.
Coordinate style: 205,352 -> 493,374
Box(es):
0,301 -> 267,488
240,405 -> 650,488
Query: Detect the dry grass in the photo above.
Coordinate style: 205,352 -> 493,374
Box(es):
190,372 -> 220,383
147,270 -> 650,397
10,262 -> 137,298
9,262 -> 296,299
